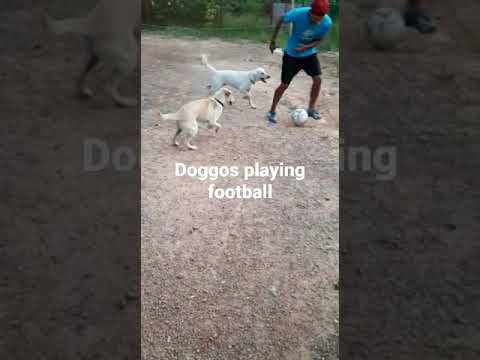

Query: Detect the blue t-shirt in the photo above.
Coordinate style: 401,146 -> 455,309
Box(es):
283,7 -> 332,58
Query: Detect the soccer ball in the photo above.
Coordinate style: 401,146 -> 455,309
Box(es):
290,109 -> 309,127
366,8 -> 407,50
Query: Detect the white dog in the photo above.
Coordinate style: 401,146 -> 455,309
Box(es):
201,54 -> 270,109
160,88 -> 234,150
44,0 -> 140,107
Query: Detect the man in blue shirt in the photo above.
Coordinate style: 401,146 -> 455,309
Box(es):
267,0 -> 331,124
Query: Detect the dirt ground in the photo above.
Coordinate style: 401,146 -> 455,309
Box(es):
141,37 -> 339,359
341,1 -> 480,359
2,6 -> 141,360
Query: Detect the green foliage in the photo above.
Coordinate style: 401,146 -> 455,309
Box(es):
146,0 -> 339,51
153,0 -> 207,24
143,19 -> 338,51
153,0 -> 275,25
151,0 -> 338,25
205,0 -> 222,23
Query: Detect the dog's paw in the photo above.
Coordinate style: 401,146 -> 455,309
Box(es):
187,145 -> 198,151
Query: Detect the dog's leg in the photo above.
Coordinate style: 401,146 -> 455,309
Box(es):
209,118 -> 221,133
109,68 -> 138,107
246,90 -> 257,109
106,35 -> 139,107
185,122 -> 198,150
206,84 -> 216,97
185,137 -> 197,150
209,76 -> 222,95
80,55 -> 99,96
78,36 -> 100,98
208,121 -> 221,133
172,127 -> 182,147
79,55 -> 99,98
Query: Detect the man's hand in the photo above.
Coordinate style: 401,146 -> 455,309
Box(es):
293,43 -> 309,52
294,39 -> 322,53
269,40 -> 276,54
269,17 -> 283,54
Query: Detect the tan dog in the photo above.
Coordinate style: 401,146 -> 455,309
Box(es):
44,0 -> 140,107
160,88 -> 234,150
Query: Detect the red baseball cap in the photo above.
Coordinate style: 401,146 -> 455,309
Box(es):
310,0 -> 329,16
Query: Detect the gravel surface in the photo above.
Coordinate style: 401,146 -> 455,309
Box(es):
141,36 -> 339,360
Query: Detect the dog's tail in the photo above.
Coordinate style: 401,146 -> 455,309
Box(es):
201,54 -> 216,73
160,112 -> 178,121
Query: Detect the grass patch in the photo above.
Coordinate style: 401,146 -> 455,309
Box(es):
143,15 -> 338,52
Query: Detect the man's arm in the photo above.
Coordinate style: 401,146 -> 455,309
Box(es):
294,37 -> 323,52
269,17 -> 284,53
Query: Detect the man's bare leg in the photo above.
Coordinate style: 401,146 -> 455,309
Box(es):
308,76 -> 321,110
307,76 -> 322,120
267,83 -> 289,123
270,83 -> 289,113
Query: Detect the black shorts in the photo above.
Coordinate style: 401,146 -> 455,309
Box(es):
281,53 -> 321,85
